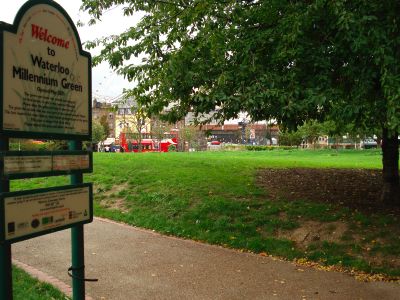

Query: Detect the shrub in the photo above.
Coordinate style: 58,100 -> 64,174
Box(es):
224,144 -> 246,151
9,140 -> 67,151
168,144 -> 177,152
245,145 -> 295,151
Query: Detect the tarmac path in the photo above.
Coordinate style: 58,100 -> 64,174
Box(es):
12,217 -> 400,300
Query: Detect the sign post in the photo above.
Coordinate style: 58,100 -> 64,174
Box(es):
1,1 -> 93,299
0,243 -> 12,300
70,140 -> 85,299
0,137 -> 12,300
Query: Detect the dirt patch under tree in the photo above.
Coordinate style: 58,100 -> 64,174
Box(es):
256,168 -> 399,214
256,168 -> 400,272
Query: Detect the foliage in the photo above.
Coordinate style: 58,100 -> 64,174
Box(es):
9,140 -> 46,151
92,121 -> 106,144
114,96 -> 149,152
279,119 -> 379,148
223,144 -> 246,151
9,139 -> 67,151
81,0 -> 400,202
245,145 -> 294,151
45,141 -> 68,151
298,120 -> 325,146
278,131 -> 303,147
168,144 -> 177,152
82,1 -> 400,131
151,117 -> 173,141
130,105 -> 148,152
180,125 -> 206,151
99,115 -> 110,137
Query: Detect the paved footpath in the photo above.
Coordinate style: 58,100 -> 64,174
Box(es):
12,218 -> 400,300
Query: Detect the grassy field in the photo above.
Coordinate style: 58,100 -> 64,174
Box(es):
13,266 -> 69,299
11,149 -> 400,278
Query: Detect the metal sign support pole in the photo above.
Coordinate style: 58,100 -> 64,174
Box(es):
69,140 -> 85,300
0,136 -> 12,299
0,244 -> 12,300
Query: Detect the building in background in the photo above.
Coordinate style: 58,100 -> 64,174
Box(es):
184,111 -> 278,145
92,99 -> 115,138
112,97 -> 151,141
200,123 -> 279,145
92,98 -> 279,150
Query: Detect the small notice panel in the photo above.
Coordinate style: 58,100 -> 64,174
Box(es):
53,154 -> 89,171
4,155 -> 52,175
2,151 -> 92,179
1,184 -> 92,243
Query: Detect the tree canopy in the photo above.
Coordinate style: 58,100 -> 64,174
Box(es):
92,121 -> 106,145
83,0 -> 400,130
82,0 -> 400,203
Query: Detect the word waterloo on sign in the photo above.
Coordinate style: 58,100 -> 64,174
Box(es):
1,0 -> 93,299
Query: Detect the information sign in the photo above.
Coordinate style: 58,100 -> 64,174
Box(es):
1,184 -> 92,243
0,2 -> 94,297
1,151 -> 92,178
4,155 -> 52,175
1,1 -> 91,140
53,154 -> 90,171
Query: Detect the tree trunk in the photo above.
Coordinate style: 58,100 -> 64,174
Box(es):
137,134 -> 143,152
380,127 -> 400,204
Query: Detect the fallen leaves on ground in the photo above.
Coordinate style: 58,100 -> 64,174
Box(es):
293,258 -> 400,283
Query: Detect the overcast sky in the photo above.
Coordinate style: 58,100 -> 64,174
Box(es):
0,0 -> 142,100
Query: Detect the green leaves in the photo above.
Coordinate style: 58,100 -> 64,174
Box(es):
82,0 -> 400,131
92,120 -> 106,144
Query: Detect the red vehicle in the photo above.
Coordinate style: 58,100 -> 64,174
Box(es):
159,130 -> 178,152
120,133 -> 154,152
119,132 -> 178,152
159,138 -> 177,152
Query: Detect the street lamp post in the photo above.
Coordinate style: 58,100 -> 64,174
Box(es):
238,119 -> 247,144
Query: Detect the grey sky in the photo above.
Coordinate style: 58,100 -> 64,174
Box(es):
0,0 -> 142,99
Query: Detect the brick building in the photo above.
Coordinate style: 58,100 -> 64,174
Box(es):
201,123 -> 279,145
92,99 -> 115,138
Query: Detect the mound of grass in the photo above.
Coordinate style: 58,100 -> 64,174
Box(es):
11,149 -> 400,277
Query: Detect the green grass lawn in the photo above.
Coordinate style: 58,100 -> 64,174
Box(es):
11,149 -> 400,278
13,266 -> 69,299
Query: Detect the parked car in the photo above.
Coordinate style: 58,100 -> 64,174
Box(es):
110,145 -> 122,152
361,138 -> 378,149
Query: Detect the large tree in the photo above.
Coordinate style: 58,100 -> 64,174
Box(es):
82,0 -> 400,204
